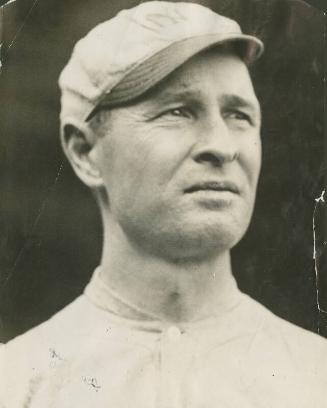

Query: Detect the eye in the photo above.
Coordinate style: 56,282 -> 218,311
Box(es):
161,107 -> 193,119
224,110 -> 253,125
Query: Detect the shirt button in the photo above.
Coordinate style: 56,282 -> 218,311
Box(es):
166,326 -> 182,342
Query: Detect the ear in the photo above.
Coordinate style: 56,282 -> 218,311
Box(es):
61,123 -> 104,189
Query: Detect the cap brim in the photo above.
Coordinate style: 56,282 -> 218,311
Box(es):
86,33 -> 263,121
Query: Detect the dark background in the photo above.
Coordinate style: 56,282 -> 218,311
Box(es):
0,0 -> 326,342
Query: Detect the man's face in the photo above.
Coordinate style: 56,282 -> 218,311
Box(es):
92,49 -> 262,261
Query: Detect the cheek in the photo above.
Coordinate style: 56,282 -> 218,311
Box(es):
96,119 -> 194,211
95,134 -> 165,210
120,130 -> 191,189
241,136 -> 262,185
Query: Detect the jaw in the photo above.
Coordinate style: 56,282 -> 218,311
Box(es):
121,215 -> 246,263
101,183 -> 256,263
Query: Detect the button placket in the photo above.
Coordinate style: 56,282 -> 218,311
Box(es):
166,326 -> 182,342
158,326 -> 185,408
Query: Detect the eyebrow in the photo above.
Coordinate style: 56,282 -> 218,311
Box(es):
136,84 -> 261,121
219,93 -> 261,117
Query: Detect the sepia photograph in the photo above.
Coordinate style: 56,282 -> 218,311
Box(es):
0,0 -> 326,406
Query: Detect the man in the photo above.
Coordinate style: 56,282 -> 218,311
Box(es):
0,2 -> 326,407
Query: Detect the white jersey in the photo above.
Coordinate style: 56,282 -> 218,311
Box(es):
1,268 -> 326,407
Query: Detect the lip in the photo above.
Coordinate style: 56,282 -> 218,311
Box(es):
184,181 -> 240,194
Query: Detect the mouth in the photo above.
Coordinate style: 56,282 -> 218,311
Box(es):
184,181 -> 240,195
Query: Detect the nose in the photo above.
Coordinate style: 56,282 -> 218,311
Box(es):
192,114 -> 238,167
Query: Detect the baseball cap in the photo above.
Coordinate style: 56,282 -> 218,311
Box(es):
59,1 -> 264,132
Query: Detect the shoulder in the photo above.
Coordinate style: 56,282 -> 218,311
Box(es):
247,293 -> 326,346
0,294 -> 101,407
237,293 -> 327,404
240,293 -> 327,359
2,295 -> 87,355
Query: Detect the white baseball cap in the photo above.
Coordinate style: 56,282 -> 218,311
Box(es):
59,1 -> 264,133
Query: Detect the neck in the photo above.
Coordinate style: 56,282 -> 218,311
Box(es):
98,220 -> 236,324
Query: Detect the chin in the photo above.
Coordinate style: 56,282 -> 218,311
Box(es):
187,223 -> 245,252
119,207 -> 252,261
